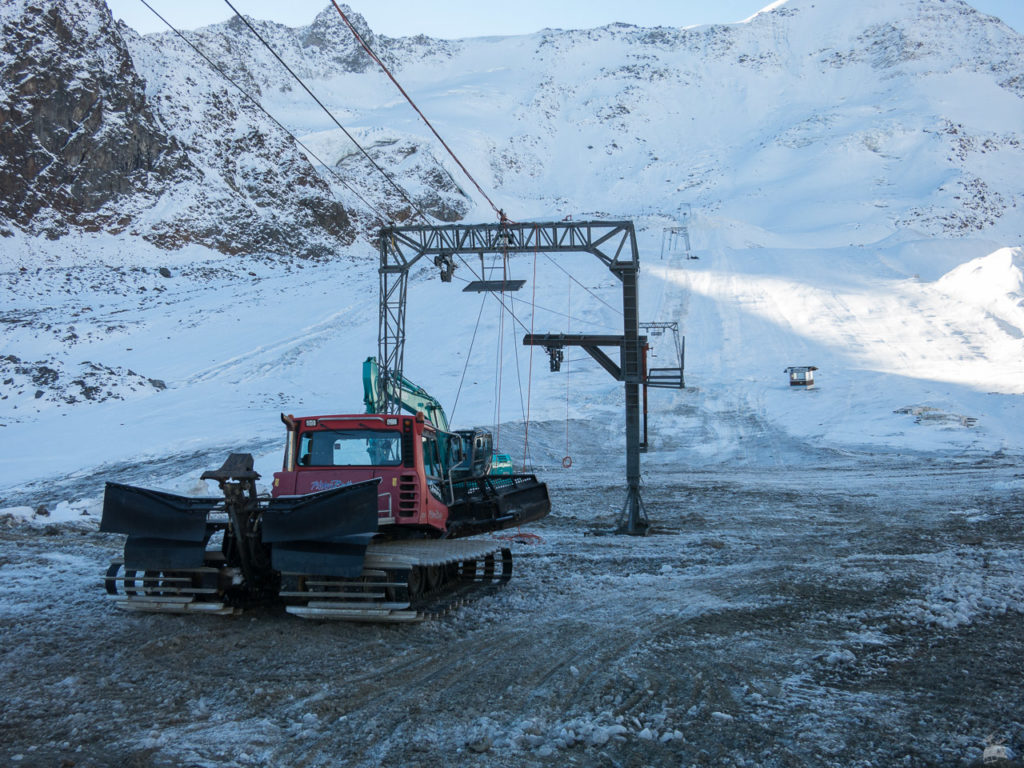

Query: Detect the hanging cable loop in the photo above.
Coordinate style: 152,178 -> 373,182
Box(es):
522,227 -> 539,471
563,280 -> 572,469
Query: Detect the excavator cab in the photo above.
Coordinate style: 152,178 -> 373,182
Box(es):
451,428 -> 494,479
446,434 -> 465,467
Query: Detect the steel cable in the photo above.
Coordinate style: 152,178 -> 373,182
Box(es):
328,0 -> 506,221
137,0 -> 392,225
221,0 -> 432,223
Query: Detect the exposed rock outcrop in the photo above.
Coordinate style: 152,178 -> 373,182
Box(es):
0,0 -> 357,258
0,0 -> 189,237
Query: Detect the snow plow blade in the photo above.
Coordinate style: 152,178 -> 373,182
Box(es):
447,474 -> 551,537
100,483 -> 221,570
99,456 -> 382,614
261,479 -> 381,578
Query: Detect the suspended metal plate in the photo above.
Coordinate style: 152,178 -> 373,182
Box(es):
463,279 -> 526,293
646,368 -> 685,388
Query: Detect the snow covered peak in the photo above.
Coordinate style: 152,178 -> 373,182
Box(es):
938,247 -> 1024,304
743,0 -> 790,23
305,3 -> 371,37
300,3 -> 377,70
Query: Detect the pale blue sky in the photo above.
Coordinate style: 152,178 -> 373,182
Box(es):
105,0 -> 1024,38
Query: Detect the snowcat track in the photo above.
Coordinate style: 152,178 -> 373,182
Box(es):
281,539 -> 513,622
101,541 -> 514,622
103,556 -> 239,616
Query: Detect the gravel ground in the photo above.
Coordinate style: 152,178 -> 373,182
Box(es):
1,453 -> 1023,768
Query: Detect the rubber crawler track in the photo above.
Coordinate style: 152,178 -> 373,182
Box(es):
104,539 -> 512,622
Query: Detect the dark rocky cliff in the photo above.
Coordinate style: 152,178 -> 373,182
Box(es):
0,0 -> 356,258
0,0 -> 189,237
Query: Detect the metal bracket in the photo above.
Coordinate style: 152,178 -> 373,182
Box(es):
544,346 -> 564,372
433,253 -> 455,282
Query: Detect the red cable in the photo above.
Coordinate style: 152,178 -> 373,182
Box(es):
564,281 -> 572,468
330,2 -> 506,221
522,231 -> 538,470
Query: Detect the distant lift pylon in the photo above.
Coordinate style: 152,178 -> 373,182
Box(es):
377,220 -> 683,535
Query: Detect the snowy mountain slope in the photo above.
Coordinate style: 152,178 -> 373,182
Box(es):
1,0 -> 1024,507
391,0 -> 1024,240
647,237 -> 1024,466
75,0 -> 1024,241
121,5 -> 474,226
198,0 -> 1022,241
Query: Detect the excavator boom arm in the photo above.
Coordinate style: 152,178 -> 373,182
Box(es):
363,356 -> 449,432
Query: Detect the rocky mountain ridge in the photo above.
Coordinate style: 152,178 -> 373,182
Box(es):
2,0 -> 1023,259
0,0 -> 186,236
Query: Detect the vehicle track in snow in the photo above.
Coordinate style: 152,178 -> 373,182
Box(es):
181,298 -> 374,387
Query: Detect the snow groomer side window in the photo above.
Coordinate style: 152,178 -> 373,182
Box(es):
297,430 -> 402,467
298,432 -> 313,465
422,434 -> 442,479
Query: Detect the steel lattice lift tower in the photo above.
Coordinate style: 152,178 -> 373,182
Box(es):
377,220 -> 682,535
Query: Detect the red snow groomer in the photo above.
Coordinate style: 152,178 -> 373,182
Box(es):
100,360 -> 549,622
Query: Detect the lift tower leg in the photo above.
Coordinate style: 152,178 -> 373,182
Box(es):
618,264 -> 649,535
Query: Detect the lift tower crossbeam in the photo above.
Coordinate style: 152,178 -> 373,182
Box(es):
378,220 -> 648,534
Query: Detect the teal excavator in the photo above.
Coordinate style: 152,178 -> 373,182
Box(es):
361,357 -> 513,478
